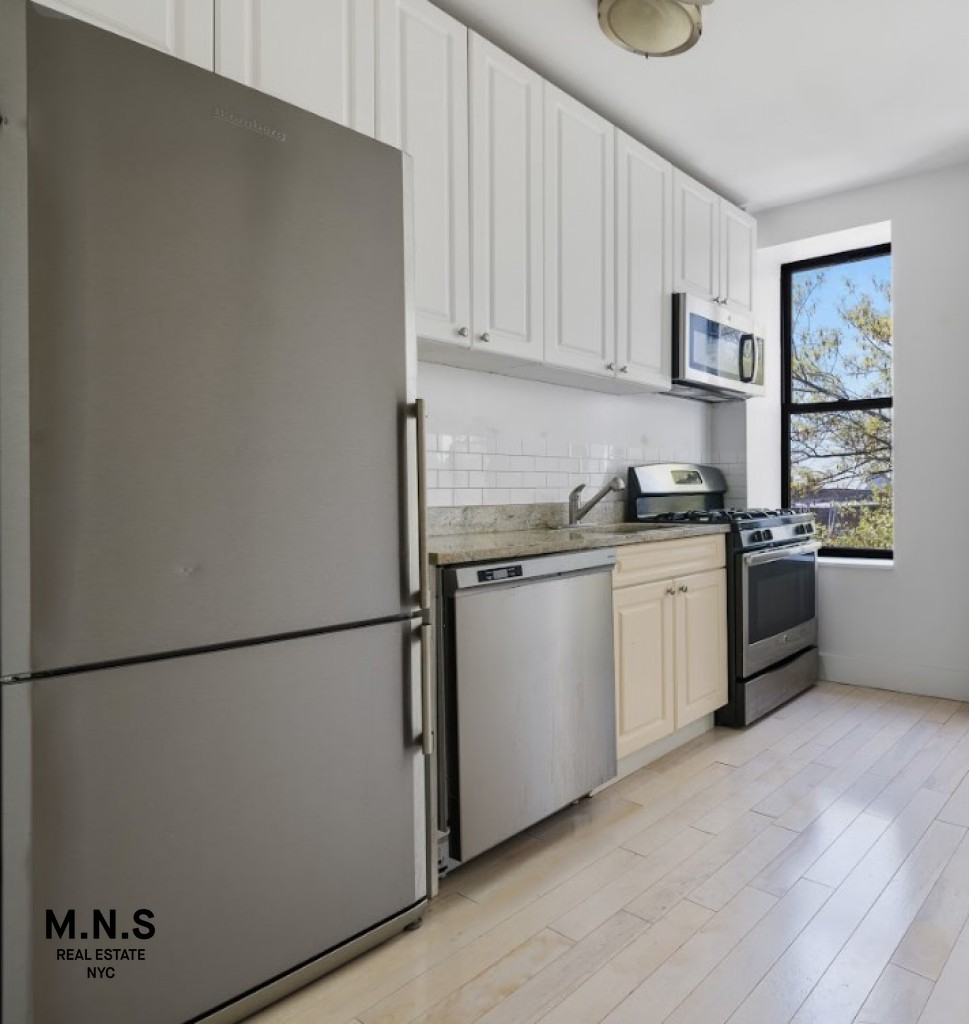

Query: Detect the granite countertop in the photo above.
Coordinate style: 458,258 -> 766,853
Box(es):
428,523 -> 729,566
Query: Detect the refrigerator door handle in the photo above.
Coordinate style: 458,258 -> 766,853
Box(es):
413,398 -> 430,619
420,622 -> 435,757
411,399 -> 433,757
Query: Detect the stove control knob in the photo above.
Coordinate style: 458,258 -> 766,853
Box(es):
795,524 -> 805,535
763,529 -> 774,541
750,531 -> 763,543
805,523 -> 814,533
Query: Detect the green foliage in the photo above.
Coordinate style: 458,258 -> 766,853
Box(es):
789,266 -> 893,551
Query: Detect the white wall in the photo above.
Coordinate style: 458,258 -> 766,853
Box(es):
754,161 -> 969,700
416,363 -> 713,507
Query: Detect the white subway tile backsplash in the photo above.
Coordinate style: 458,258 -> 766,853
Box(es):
453,453 -> 483,471
452,488 -> 483,505
428,489 -> 453,507
468,435 -> 497,454
423,425 -> 742,511
438,470 -> 469,488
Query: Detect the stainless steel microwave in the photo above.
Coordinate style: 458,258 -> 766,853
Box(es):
672,293 -> 766,401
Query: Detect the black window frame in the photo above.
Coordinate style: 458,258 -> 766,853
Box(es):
780,242 -> 893,560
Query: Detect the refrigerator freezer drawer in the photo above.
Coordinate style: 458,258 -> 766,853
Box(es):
25,622 -> 426,1024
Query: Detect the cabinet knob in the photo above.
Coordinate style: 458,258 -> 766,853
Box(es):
678,584 -> 689,593
457,326 -> 469,337
605,362 -> 615,371
666,586 -> 676,596
479,332 -> 491,343
619,365 -> 629,373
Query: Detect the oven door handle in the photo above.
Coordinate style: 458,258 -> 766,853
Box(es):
743,540 -> 820,566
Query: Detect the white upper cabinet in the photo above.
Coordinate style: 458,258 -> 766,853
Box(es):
215,0 -> 375,133
469,34 -> 544,363
615,130 -> 672,391
672,170 -> 719,301
720,201 -> 757,317
376,0 -> 471,347
37,0 -> 214,67
544,84 -> 615,377
673,169 -> 756,318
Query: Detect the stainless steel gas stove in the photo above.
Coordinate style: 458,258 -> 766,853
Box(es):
627,465 -> 820,727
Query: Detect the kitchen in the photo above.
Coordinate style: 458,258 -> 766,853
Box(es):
2,1 -> 968,1023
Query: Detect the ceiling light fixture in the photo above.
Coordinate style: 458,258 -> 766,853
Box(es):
598,0 -> 712,58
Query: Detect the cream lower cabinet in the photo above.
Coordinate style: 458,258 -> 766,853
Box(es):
613,537 -> 727,760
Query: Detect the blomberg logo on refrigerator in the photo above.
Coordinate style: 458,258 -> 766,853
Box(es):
213,107 -> 287,142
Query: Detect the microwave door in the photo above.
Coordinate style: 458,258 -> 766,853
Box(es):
688,313 -> 722,380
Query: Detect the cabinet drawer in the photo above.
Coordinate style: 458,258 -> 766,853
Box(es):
613,535 -> 725,589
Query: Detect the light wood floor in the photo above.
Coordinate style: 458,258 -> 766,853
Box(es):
247,682 -> 969,1024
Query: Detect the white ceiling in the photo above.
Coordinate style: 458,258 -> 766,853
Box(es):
432,0 -> 969,212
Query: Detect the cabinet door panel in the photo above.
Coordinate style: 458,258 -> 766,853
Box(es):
215,0 -> 375,133
674,568 -> 728,727
721,201 -> 757,316
616,131 -> 672,390
377,0 -> 470,346
544,84 -> 615,376
470,34 -> 543,361
614,580 -> 675,758
673,170 -> 719,301
39,0 -> 213,67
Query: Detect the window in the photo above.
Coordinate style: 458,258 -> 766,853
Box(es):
781,243 -> 893,558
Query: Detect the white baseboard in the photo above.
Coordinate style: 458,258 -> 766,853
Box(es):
820,652 -> 969,702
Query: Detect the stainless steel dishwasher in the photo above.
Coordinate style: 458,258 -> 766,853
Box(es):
437,549 -> 617,869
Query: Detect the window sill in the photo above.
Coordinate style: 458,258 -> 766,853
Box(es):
818,556 -> 895,569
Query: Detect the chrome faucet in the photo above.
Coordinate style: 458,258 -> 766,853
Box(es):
568,476 -> 626,525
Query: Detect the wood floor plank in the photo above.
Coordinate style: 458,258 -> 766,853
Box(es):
473,910 -> 648,1024
788,819 -> 964,1023
892,827 -> 969,981
354,850 -> 637,1024
937,767 -> 969,827
664,879 -> 831,1024
750,772 -> 889,897
727,788 -> 947,1024
854,964 -> 934,1024
626,813 -> 772,924
536,899 -> 712,1024
689,825 -> 799,913
405,929 -> 573,1024
915,915 -> 969,1024
803,812 -> 890,888
602,887 -> 777,1024
776,717 -> 926,832
552,827 -> 708,941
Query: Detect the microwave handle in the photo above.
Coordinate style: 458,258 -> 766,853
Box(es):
739,333 -> 757,384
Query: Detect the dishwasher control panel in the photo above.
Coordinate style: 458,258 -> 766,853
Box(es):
477,564 -> 523,583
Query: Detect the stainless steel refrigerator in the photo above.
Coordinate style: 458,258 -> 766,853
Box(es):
0,4 -> 430,1022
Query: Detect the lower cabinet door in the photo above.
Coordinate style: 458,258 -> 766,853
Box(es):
614,579 -> 675,758
674,568 -> 728,727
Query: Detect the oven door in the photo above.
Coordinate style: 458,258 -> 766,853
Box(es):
741,540 -> 819,678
